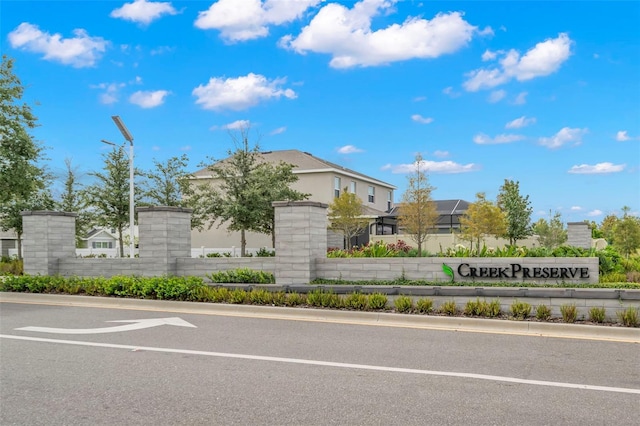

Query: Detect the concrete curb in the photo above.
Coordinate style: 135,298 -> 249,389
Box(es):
2,292 -> 639,343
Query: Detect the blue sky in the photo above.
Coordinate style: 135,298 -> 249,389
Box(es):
2,0 -> 639,223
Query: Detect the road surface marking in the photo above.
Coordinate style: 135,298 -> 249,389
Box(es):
1,333 -> 638,395
15,317 -> 196,334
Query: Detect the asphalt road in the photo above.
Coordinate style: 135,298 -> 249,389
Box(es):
1,296 -> 639,425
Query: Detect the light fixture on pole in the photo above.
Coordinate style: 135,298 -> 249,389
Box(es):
110,115 -> 135,259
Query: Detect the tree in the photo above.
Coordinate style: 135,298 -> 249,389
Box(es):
252,161 -> 308,247
497,179 -> 533,246
57,158 -> 93,246
328,188 -> 368,250
397,154 -> 438,257
195,130 -> 306,256
0,55 -> 47,205
612,206 -> 640,258
459,192 -> 506,252
0,190 -> 54,259
599,214 -> 619,244
140,154 -> 193,207
533,211 -> 567,248
84,146 -> 134,257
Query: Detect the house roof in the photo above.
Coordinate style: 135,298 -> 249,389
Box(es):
192,149 -> 396,189
82,228 -> 118,241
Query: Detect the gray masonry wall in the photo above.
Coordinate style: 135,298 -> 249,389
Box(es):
21,211 -> 77,275
22,206 -> 599,285
273,201 -> 328,284
316,257 -> 598,285
138,206 -> 192,275
567,222 -> 591,249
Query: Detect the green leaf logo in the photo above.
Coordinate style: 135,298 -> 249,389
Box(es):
442,263 -> 454,282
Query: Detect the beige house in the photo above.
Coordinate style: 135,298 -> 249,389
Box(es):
190,149 -> 396,252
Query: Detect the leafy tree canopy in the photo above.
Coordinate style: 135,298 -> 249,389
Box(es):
328,188 -> 368,250
497,179 -> 533,245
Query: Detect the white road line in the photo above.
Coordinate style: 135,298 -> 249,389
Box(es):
2,333 -> 639,395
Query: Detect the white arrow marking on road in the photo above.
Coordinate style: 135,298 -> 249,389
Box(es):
15,317 -> 197,335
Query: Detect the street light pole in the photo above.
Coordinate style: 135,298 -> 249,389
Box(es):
110,116 -> 135,259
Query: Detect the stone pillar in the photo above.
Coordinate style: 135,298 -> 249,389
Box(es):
273,201 -> 328,284
137,206 -> 192,275
567,222 -> 591,249
21,211 -> 77,275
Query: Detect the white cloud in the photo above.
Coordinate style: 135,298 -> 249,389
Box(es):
180,145 -> 192,151
432,150 -> 449,158
616,130 -> 639,141
539,127 -> 587,149
411,114 -> 434,124
488,89 -> 506,103
481,49 -> 503,61
512,91 -> 528,105
570,206 -> 582,211
192,73 -> 296,111
111,0 -> 178,25
195,0 -> 321,42
270,126 -> 287,135
505,116 -> 536,129
473,133 -> 525,145
587,209 -> 603,217
464,33 -> 572,91
442,86 -> 461,98
129,90 -> 170,108
90,82 -> 126,104
281,1 -> 477,68
8,22 -> 108,68
150,45 -> 175,55
568,162 -> 626,174
478,26 -> 494,37
337,145 -> 364,154
381,159 -> 479,174
223,119 -> 251,130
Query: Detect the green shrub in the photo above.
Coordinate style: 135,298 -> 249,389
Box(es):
207,268 -> 275,284
536,304 -> 552,321
510,300 -> 532,320
600,272 -> 628,283
0,258 -> 23,275
394,296 -> 413,313
617,307 -> 639,327
560,304 -> 578,323
440,300 -> 458,316
486,299 -> 501,318
205,252 -> 222,257
343,292 -> 369,310
588,306 -> 606,323
229,289 -> 248,304
271,291 -> 287,306
249,289 -> 273,305
307,290 -> 341,308
464,298 -> 486,316
367,293 -> 388,310
255,247 -> 275,257
415,298 -> 434,314
285,292 -> 306,306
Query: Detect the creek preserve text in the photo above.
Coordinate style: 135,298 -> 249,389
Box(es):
457,263 -> 590,279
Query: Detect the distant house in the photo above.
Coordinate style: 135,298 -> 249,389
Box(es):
190,149 -> 397,250
81,228 -> 118,250
0,230 -> 19,258
378,199 -> 471,236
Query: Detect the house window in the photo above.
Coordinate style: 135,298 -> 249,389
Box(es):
92,241 -> 113,249
368,186 -> 375,203
387,190 -> 392,211
334,177 -> 341,198
350,181 -> 356,193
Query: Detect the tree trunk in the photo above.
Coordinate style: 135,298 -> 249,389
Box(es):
240,229 -> 246,257
271,217 -> 276,248
417,242 -> 422,257
17,231 -> 22,260
118,225 -> 124,258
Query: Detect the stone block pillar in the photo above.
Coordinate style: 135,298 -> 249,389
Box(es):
273,201 -> 328,284
567,222 -> 591,249
21,211 -> 77,275
137,206 -> 192,275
